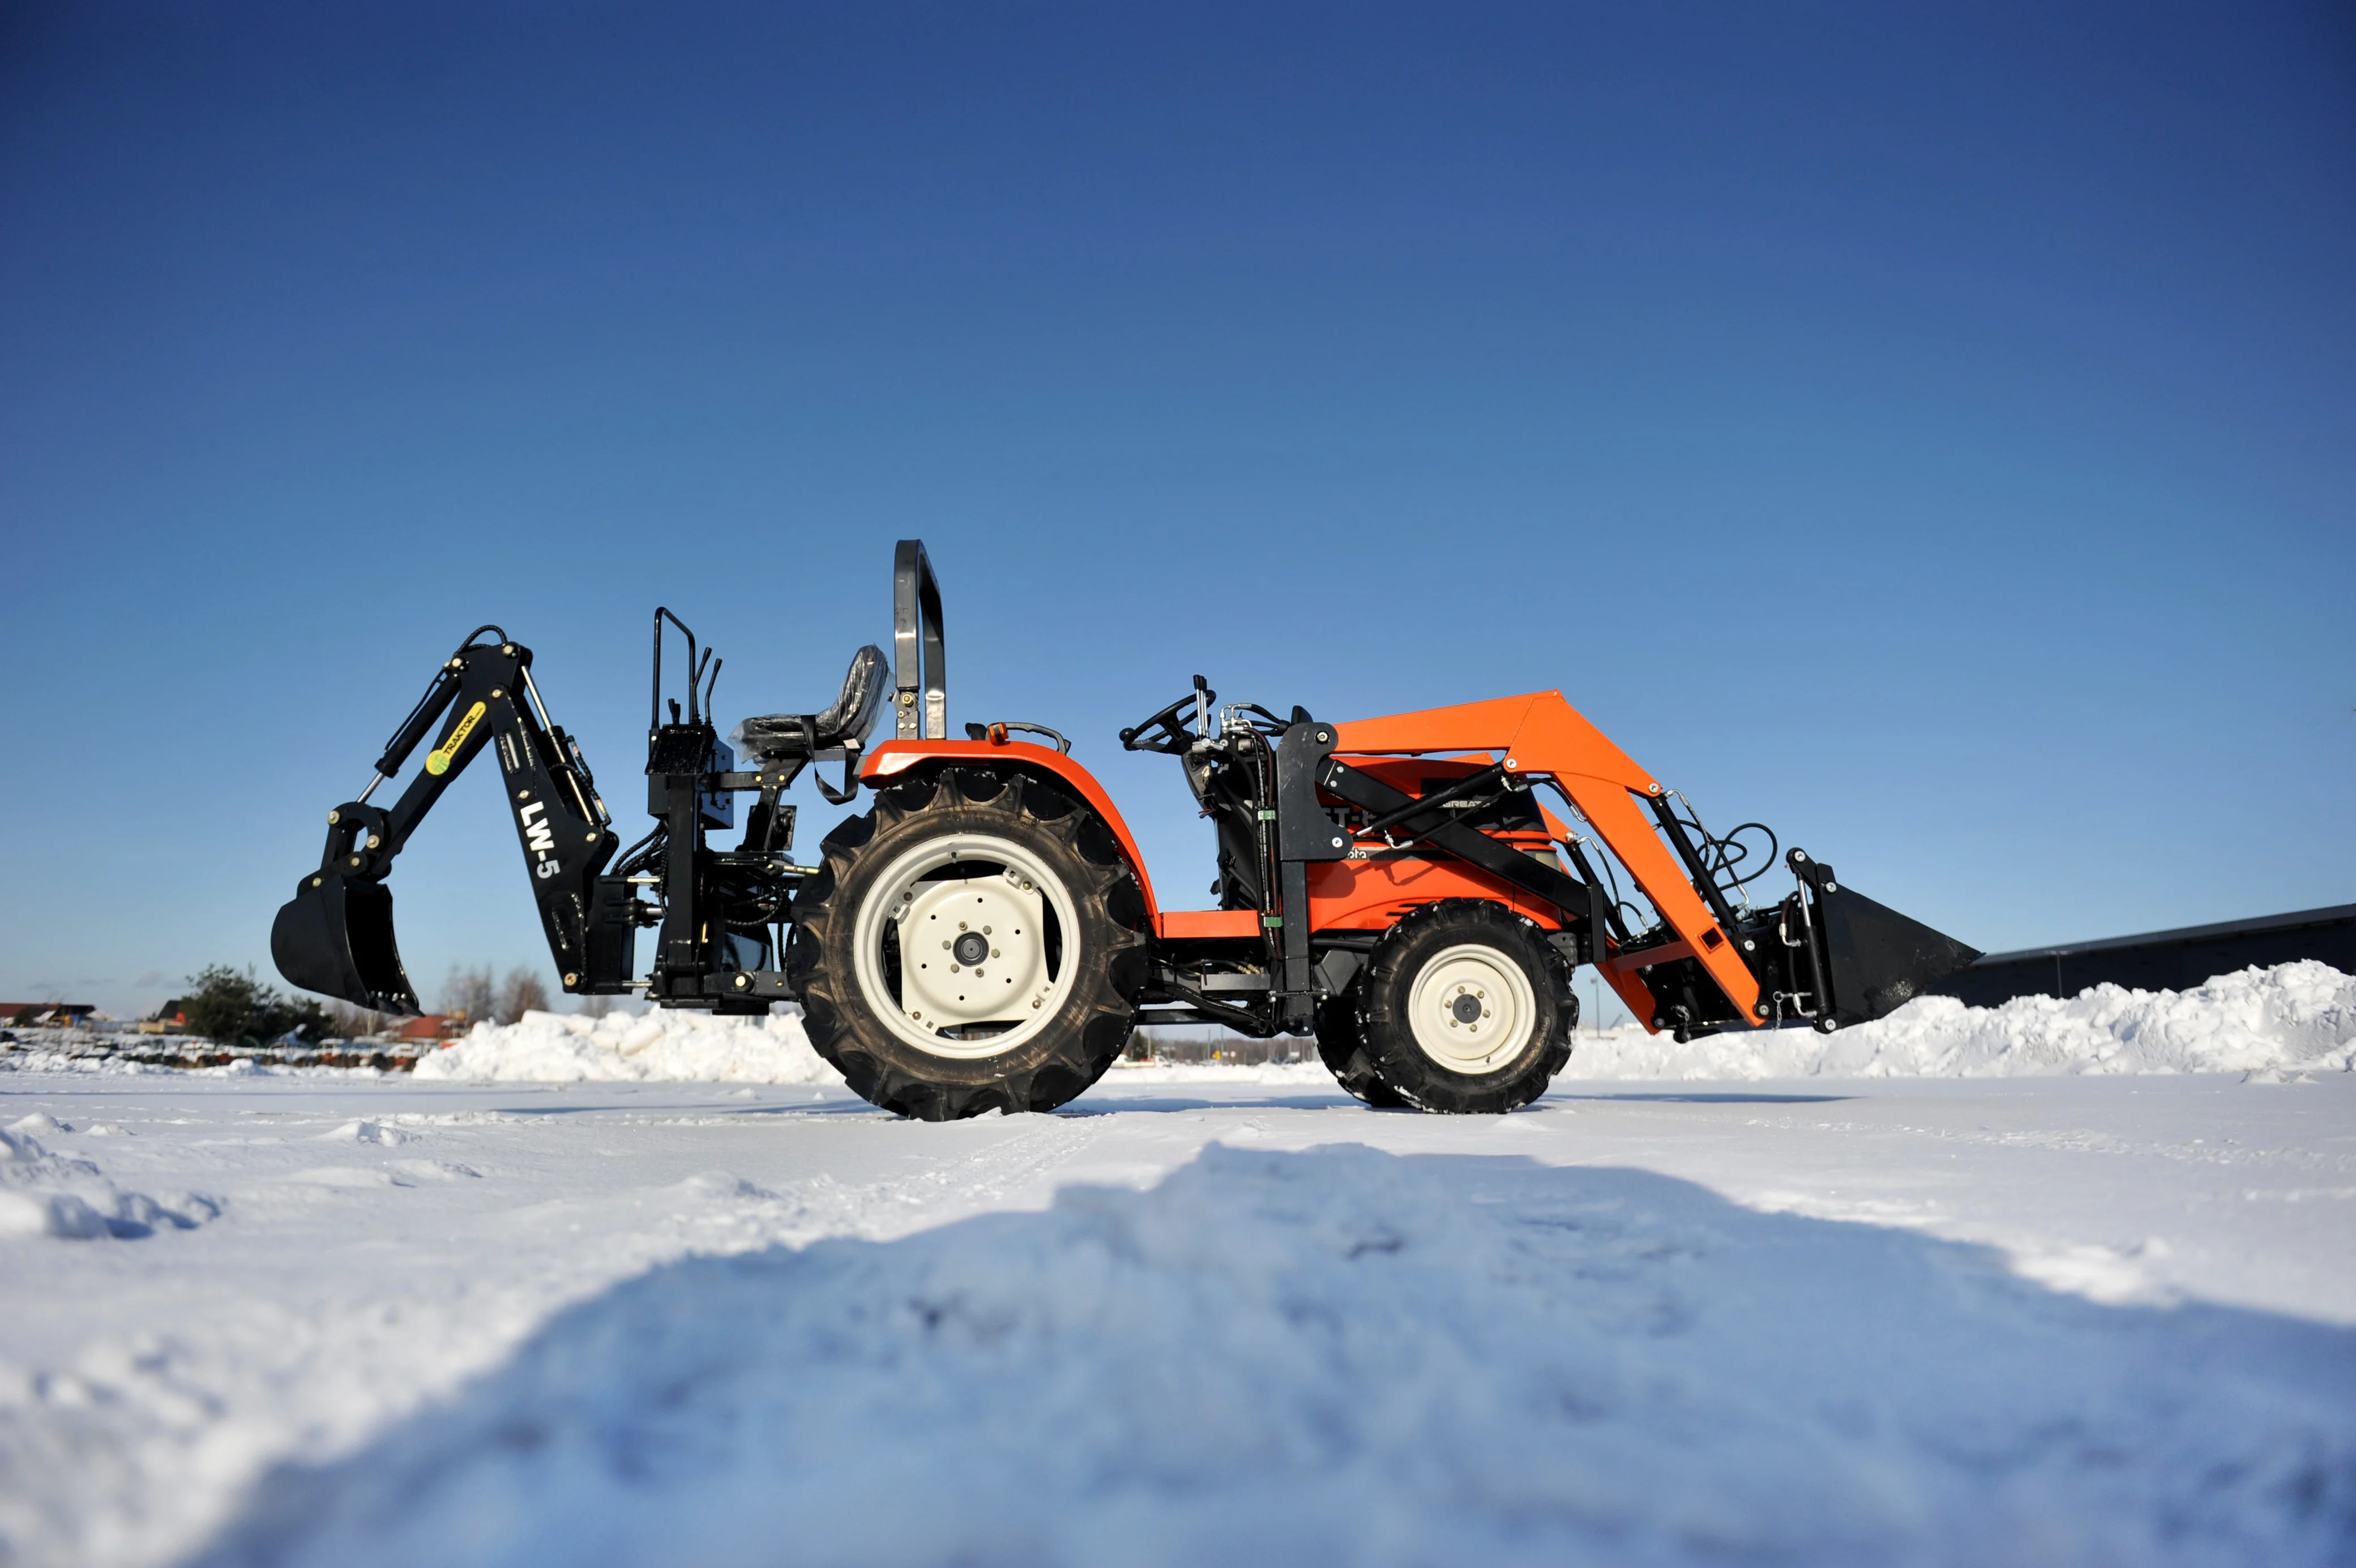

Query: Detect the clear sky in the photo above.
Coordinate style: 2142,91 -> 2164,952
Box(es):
2,2 -> 2349,1023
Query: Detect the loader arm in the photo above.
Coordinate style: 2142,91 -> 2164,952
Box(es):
1331,691 -> 1765,1026
1529,796 -> 1671,1027
271,630 -> 623,1015
1329,691 -> 1977,1036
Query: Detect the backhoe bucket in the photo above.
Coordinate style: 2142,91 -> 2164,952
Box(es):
1814,883 -> 1979,1027
271,875 -> 422,1016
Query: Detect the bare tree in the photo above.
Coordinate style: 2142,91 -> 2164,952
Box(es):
324,1001 -> 387,1040
495,967 -> 550,1024
441,964 -> 495,1024
578,993 -> 616,1019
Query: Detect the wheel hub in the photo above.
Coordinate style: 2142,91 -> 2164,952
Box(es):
850,830 -> 1079,1061
897,872 -> 1048,1031
1405,943 -> 1538,1073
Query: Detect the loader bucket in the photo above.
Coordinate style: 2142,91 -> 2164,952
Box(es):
271,875 -> 422,1016
1814,884 -> 1980,1027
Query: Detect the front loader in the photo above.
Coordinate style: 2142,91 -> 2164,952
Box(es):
275,541 -> 1978,1118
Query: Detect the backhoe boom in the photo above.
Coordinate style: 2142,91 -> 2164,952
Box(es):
271,631 -> 623,1015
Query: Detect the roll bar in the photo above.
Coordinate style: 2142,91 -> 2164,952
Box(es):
892,539 -> 946,740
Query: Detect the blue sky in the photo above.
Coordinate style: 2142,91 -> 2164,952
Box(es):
2,2 -> 2349,1022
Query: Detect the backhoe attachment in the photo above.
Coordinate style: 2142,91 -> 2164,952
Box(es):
272,628 -> 623,1015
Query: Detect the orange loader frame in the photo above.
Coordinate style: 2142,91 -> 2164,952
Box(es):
1331,692 -> 1761,1031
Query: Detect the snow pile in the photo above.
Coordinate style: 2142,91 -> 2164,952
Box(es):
414,1007 -> 841,1086
1564,961 -> 2356,1081
198,1143 -> 2356,1568
0,1117 -> 218,1240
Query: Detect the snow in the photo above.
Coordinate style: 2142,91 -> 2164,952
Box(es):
202,1138 -> 2356,1568
413,1007 -> 837,1086
397,964 -> 2356,1095
1563,960 -> 2356,1081
1,968 -> 2351,1566
0,1122 -> 220,1242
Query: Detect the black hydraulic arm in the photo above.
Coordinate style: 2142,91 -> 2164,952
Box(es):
274,633 -> 625,1014
1314,758 -> 1602,954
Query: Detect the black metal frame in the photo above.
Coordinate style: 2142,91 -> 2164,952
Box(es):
275,539 -> 946,1018
272,630 -> 623,1015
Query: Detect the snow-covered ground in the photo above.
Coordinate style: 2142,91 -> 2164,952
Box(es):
2,969 -> 2353,1567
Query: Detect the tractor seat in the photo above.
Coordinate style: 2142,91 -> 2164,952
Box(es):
729,644 -> 890,759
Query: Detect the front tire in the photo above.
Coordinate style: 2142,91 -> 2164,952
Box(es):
788,767 -> 1149,1120
1352,900 -> 1576,1113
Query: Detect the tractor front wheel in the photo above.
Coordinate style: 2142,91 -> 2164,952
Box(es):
1314,992 -> 1405,1108
1350,900 -> 1576,1113
788,767 -> 1148,1119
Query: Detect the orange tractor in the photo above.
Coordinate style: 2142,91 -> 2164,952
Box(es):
275,541 -> 1977,1117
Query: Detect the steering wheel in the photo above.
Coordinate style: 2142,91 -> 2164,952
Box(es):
1119,688 -> 1210,754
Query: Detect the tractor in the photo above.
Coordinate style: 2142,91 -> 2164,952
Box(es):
273,541 -> 1977,1118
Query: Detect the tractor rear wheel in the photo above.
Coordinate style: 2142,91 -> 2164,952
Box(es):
787,767 -> 1149,1120
1352,900 -> 1576,1113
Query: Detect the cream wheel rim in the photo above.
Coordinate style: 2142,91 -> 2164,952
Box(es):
1405,943 -> 1537,1072
852,831 -> 1081,1060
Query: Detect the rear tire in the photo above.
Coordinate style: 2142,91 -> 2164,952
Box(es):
1353,900 -> 1576,1113
1315,991 -> 1405,1108
788,767 -> 1149,1120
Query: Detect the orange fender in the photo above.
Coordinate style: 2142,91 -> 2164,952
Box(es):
861,740 -> 1161,920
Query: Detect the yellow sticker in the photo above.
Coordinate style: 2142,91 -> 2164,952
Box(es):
425,700 -> 488,776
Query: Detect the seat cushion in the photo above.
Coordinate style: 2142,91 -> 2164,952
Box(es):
730,644 -> 890,758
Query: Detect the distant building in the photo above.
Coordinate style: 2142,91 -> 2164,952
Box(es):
142,999 -> 191,1034
1,1003 -> 95,1028
396,1014 -> 468,1042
